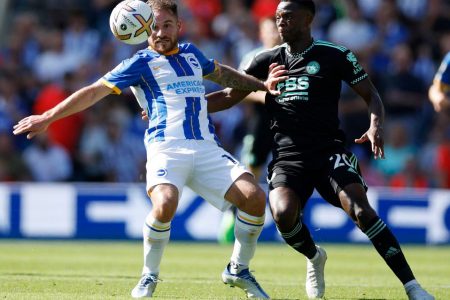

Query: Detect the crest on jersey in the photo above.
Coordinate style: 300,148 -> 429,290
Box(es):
186,55 -> 201,69
306,61 -> 320,74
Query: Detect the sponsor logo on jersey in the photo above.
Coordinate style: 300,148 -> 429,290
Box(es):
166,80 -> 205,95
346,52 -> 363,74
306,61 -> 320,74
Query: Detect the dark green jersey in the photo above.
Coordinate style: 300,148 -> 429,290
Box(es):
244,40 -> 368,159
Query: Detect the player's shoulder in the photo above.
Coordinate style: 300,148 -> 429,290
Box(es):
260,43 -> 285,57
313,39 -> 349,54
133,47 -> 161,60
252,44 -> 285,62
178,42 -> 201,53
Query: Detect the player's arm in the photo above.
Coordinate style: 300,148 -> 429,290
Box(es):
206,62 -> 285,113
204,63 -> 286,95
428,80 -> 450,112
13,81 -> 112,139
351,78 -> 385,159
207,88 -> 251,113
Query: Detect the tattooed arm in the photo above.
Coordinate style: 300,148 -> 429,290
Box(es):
204,63 -> 284,94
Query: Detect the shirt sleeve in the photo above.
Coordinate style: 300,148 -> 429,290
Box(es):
243,51 -> 271,80
185,43 -> 217,76
434,52 -> 450,86
101,54 -> 143,94
339,49 -> 369,86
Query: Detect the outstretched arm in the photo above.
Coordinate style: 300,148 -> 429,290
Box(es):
204,63 -> 286,95
351,78 -> 385,159
206,63 -> 286,113
13,80 -> 112,139
207,88 -> 251,113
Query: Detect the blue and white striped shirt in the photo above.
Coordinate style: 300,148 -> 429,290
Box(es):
102,43 -> 219,144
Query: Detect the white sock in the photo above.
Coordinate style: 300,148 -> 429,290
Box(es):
142,213 -> 171,275
404,279 -> 419,291
230,210 -> 264,270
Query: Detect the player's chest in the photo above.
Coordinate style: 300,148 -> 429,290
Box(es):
274,59 -> 335,99
144,55 -> 205,96
147,54 -> 204,82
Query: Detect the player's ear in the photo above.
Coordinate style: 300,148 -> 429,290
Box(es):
305,11 -> 314,26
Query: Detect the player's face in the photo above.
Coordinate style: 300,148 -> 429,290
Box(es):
148,8 -> 181,54
275,2 -> 313,43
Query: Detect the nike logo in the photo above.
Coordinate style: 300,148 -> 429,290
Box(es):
152,65 -> 163,71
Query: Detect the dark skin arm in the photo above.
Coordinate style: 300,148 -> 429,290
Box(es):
206,88 -> 251,113
352,78 -> 385,159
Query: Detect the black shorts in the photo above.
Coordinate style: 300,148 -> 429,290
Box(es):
268,145 -> 367,209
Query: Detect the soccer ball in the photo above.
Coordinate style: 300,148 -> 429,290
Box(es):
109,0 -> 154,45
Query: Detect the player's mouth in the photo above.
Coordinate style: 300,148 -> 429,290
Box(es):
155,39 -> 170,44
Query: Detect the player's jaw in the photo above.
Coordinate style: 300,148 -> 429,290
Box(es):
151,37 -> 177,53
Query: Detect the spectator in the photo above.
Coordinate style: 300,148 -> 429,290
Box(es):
371,0 -> 410,74
22,132 -> 73,181
32,72 -> 84,155
381,43 -> 427,141
0,131 -> 31,181
32,28 -> 80,83
100,108 -> 146,182
389,156 -> 429,188
63,9 -> 101,65
327,0 -> 377,60
374,122 -> 416,177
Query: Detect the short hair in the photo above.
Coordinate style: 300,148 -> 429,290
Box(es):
147,0 -> 178,17
280,0 -> 316,16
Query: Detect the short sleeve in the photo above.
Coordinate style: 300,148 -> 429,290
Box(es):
339,50 -> 368,86
102,54 -> 143,94
243,51 -> 272,80
185,43 -> 217,76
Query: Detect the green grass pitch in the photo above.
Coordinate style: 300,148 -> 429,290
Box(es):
0,241 -> 448,299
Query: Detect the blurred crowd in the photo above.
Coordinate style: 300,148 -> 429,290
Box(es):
0,0 -> 449,189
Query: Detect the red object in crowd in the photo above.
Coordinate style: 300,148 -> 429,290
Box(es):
436,143 -> 450,188
251,0 -> 278,22
389,174 -> 429,189
184,0 -> 222,23
33,84 -> 84,155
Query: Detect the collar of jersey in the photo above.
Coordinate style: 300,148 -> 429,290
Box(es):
148,44 -> 179,56
286,39 -> 315,58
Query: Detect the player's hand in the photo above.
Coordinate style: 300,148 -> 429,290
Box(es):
264,63 -> 288,96
354,126 -> 385,159
13,115 -> 50,139
141,110 -> 149,121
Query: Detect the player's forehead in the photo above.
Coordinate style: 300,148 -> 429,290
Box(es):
152,7 -> 177,23
276,1 -> 302,15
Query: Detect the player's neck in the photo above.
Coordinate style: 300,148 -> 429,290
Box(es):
287,37 -> 314,56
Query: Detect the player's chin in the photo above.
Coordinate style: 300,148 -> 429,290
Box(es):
279,32 -> 291,43
154,42 -> 174,53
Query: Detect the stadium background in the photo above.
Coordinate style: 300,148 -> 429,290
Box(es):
0,0 -> 449,244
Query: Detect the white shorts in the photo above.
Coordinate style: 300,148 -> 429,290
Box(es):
146,139 -> 249,211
